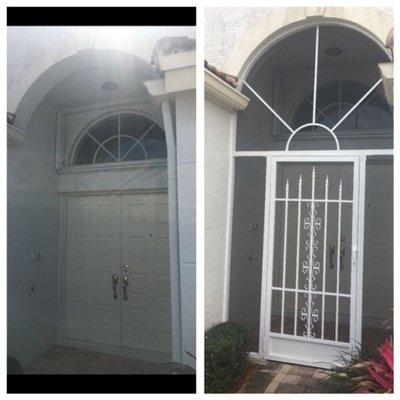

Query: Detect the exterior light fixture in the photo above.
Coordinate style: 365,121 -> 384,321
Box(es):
102,81 -> 118,91
326,46 -> 342,56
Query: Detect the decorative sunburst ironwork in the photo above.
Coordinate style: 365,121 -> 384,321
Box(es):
242,25 -> 383,151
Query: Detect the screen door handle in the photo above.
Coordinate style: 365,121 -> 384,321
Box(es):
340,244 -> 345,270
329,245 -> 335,269
123,275 -> 128,300
340,235 -> 346,270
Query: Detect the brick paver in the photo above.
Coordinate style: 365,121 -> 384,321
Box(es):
239,361 -> 327,393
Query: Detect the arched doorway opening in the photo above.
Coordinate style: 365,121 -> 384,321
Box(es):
8,48 -> 181,366
228,22 -> 393,367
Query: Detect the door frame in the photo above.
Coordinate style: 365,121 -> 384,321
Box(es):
257,153 -> 366,367
57,188 -> 173,363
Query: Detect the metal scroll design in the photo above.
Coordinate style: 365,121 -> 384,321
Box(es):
300,202 -> 322,338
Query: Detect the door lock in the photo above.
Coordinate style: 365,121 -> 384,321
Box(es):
112,274 -> 119,299
123,275 -> 128,300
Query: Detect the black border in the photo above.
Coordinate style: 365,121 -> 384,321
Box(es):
7,7 -> 196,26
7,4 -> 196,395
7,374 -> 196,394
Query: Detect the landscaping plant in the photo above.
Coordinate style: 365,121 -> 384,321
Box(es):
322,337 -> 393,393
205,322 -> 250,393
355,336 -> 393,393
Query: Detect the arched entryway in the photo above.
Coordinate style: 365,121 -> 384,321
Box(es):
8,47 -> 182,366
228,21 -> 393,367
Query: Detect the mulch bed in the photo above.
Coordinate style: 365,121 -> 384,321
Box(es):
226,363 -> 258,393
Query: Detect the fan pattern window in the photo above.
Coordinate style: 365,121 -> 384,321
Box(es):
292,79 -> 392,133
73,113 -> 167,165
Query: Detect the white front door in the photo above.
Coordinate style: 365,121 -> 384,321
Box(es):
121,194 -> 171,354
63,192 -> 170,356
261,156 -> 363,368
64,195 -> 122,346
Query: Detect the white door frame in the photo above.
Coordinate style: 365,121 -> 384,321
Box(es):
258,153 -> 366,367
57,188 -> 176,363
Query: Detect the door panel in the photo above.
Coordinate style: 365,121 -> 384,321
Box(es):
263,158 -> 360,367
121,193 -> 171,354
64,195 -> 122,346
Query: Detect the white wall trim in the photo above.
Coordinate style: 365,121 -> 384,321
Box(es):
205,69 -> 249,111
233,149 -> 394,157
378,62 -> 394,105
144,67 -> 196,98
161,99 -> 183,363
7,123 -> 27,146
223,9 -> 393,78
222,112 -> 237,322
355,155 -> 367,348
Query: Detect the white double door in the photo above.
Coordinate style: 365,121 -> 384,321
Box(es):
63,192 -> 171,355
261,155 -> 364,368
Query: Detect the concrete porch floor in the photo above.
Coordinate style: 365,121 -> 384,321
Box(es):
24,345 -> 195,375
238,361 -> 330,393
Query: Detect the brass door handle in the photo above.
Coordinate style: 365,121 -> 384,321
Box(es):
112,274 -> 119,299
123,275 -> 128,300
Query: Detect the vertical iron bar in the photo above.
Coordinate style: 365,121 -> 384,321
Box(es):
307,167 -> 316,337
335,180 -> 343,341
280,179 -> 290,334
294,174 -> 302,336
321,175 -> 329,339
312,26 -> 320,124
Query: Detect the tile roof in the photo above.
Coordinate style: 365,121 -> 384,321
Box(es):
205,60 -> 238,88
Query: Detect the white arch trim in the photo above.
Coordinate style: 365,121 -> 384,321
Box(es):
9,48 -> 156,132
223,7 -> 392,79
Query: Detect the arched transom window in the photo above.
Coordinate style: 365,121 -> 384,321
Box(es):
292,79 -> 392,133
73,113 -> 166,166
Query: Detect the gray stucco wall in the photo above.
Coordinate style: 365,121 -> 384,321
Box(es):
7,99 -> 60,367
175,91 -> 196,368
204,7 -> 393,71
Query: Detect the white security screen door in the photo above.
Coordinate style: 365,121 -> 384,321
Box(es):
261,156 -> 362,368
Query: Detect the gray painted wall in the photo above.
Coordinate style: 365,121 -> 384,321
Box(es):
229,157 -> 265,351
7,99 -> 60,367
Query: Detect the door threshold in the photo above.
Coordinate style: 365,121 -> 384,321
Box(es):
60,336 -> 172,364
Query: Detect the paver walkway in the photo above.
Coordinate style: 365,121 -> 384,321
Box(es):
24,345 -> 194,375
238,360 -> 330,393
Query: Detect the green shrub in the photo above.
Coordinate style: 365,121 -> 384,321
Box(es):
205,321 -> 250,393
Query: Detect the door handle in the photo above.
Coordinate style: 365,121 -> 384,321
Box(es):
329,245 -> 335,269
123,275 -> 128,300
112,274 -> 119,299
340,235 -> 346,270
